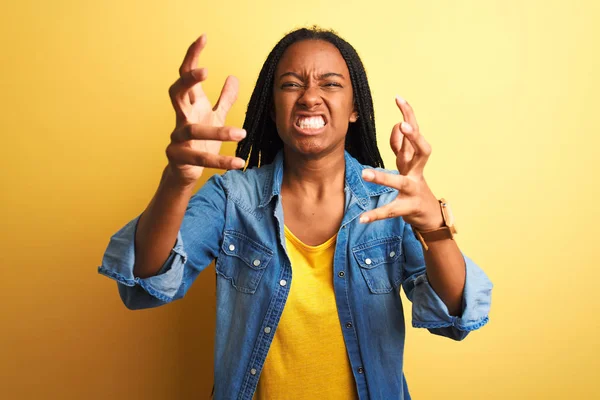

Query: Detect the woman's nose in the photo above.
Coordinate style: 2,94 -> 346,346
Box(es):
297,85 -> 322,108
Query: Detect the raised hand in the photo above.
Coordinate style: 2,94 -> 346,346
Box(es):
360,96 -> 443,231
165,34 -> 246,187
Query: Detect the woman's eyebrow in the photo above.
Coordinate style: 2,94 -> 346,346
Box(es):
278,72 -> 346,80
319,72 -> 345,80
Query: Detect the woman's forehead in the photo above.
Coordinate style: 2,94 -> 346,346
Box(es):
275,40 -> 349,77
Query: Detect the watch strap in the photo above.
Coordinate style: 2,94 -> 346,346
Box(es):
413,226 -> 456,251
412,198 -> 457,251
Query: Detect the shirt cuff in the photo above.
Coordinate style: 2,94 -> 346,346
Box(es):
411,254 -> 493,333
97,216 -> 188,303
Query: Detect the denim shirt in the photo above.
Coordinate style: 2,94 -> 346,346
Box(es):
98,150 -> 493,400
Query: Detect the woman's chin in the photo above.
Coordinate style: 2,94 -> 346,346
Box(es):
285,138 -> 345,159
279,127 -> 345,158
293,138 -> 324,155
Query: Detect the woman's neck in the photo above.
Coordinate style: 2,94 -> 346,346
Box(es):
281,147 -> 346,201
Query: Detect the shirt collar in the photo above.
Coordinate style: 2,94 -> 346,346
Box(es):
258,149 -> 393,209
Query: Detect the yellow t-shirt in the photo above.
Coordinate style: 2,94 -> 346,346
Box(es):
253,226 -> 358,399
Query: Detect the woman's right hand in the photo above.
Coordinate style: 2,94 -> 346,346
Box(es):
165,34 -> 246,188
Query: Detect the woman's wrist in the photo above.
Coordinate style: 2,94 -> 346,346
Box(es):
161,165 -> 200,195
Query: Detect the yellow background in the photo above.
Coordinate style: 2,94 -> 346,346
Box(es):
1,0 -> 598,398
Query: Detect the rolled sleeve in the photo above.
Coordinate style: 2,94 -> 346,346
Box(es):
401,223 -> 493,340
410,255 -> 493,340
97,173 -> 227,310
97,216 -> 188,308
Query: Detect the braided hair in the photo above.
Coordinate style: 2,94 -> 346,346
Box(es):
236,26 -> 384,169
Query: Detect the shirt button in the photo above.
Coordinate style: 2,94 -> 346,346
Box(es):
389,251 -> 396,258
264,327 -> 271,334
280,279 -> 287,286
345,322 -> 353,329
360,199 -> 368,206
250,368 -> 257,375
338,271 -> 345,278
358,367 -> 364,374
365,258 -> 372,265
228,244 -> 235,251
253,259 -> 261,267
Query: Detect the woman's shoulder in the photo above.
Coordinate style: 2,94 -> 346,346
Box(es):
222,161 -> 274,184
217,161 -> 276,201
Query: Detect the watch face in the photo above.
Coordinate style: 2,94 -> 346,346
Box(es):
441,201 -> 455,227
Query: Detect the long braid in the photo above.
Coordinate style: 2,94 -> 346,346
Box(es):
237,26 -> 384,169
339,44 -> 383,167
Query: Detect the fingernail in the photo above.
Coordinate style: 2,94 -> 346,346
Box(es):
360,215 -> 370,223
396,95 -> 407,104
233,129 -> 246,140
234,158 -> 245,169
401,122 -> 413,133
362,170 -> 375,180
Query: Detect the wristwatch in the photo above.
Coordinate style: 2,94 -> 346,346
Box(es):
412,198 -> 457,251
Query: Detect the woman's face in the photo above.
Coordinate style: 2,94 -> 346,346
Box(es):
272,39 -> 358,158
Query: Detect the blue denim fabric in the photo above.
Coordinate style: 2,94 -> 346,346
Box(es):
98,150 -> 493,400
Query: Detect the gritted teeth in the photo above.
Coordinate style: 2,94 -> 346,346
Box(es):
295,115 -> 326,129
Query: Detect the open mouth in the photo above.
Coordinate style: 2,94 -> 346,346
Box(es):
295,115 -> 327,130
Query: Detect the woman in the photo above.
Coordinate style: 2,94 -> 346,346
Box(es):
99,27 -> 493,400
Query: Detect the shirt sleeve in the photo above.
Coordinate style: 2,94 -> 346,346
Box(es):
97,173 -> 227,310
401,223 -> 493,341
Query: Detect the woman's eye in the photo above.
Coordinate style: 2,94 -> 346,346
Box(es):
281,82 -> 341,89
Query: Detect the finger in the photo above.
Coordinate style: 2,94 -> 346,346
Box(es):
167,146 -> 246,170
395,96 -> 423,171
399,122 -> 432,172
397,135 -> 416,175
361,169 -> 414,193
170,68 -> 208,99
390,122 -> 415,169
213,75 -> 240,120
171,124 -> 246,143
399,134 -> 415,163
179,34 -> 207,76
168,68 -> 208,115
390,122 -> 403,155
179,34 -> 208,104
395,97 -> 431,173
359,199 -> 413,224
395,95 -> 419,132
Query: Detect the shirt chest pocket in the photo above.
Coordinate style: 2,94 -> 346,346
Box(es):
216,231 -> 274,294
352,237 -> 403,294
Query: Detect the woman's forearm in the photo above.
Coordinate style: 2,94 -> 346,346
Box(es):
423,238 -> 466,316
133,166 -> 199,279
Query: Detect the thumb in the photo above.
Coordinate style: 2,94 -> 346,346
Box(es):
213,75 -> 239,120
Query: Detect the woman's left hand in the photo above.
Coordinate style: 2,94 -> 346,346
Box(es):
360,96 -> 443,231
